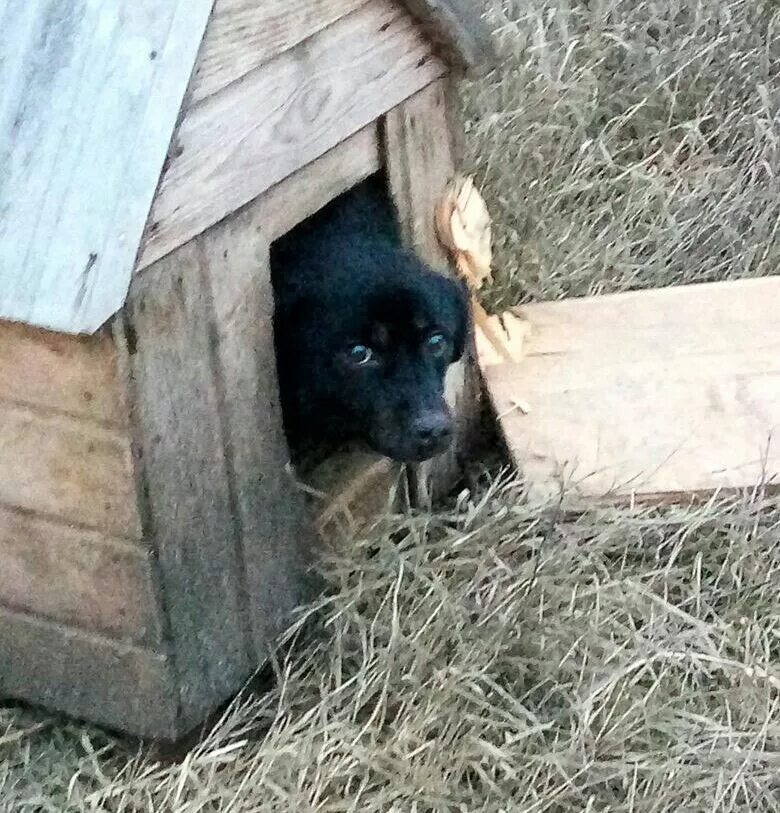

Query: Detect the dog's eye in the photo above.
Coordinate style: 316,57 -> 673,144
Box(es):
347,343 -> 374,366
425,332 -> 448,358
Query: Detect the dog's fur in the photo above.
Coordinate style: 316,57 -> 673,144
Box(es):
271,176 -> 470,464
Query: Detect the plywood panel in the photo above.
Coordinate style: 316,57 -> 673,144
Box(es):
122,245 -> 252,726
0,404 -> 142,538
191,0 -> 368,103
0,608 -> 178,739
0,0 -> 215,333
137,0 -> 445,270
483,277 -> 780,503
0,507 -> 160,644
0,320 -> 126,426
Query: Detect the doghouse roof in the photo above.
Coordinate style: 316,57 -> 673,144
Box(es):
0,0 -> 493,335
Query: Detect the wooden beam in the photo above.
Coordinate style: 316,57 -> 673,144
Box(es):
0,507 -> 161,645
0,607 -> 179,739
384,79 -> 480,503
198,201 -> 315,657
483,277 -> 780,503
398,0 -> 497,75
120,247 -> 252,729
137,0 -> 444,270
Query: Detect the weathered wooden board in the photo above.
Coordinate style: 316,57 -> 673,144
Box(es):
199,213 -> 314,656
254,124 -> 381,244
0,608 -> 178,739
385,80 -> 479,503
137,0 -> 445,270
0,320 -> 126,426
0,404 -> 141,538
0,507 -> 160,644
122,244 -> 252,728
0,0 -> 215,334
483,277 -> 780,503
191,0 -> 368,103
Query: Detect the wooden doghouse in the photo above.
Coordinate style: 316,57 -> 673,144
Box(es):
0,1 -> 493,738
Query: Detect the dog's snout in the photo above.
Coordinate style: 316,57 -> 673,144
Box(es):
412,411 -> 453,445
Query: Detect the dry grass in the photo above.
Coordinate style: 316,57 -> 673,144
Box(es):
461,0 -> 780,309
3,1 -> 780,811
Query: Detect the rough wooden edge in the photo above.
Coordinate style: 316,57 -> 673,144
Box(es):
118,247 -> 253,730
384,78 -> 481,505
0,607 -> 179,739
398,0 -> 497,75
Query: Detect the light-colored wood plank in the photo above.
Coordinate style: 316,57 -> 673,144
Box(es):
137,0 -> 444,270
0,607 -> 179,739
0,507 -> 161,644
191,0 -> 368,104
252,124 -> 381,243
0,0 -> 215,334
385,80 -> 479,504
0,320 -> 126,426
398,0 -> 497,75
484,277 -> 780,503
0,404 -> 142,539
121,244 -> 252,724
200,214 -> 315,657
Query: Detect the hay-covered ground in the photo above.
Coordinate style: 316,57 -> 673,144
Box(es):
3,2 -> 780,810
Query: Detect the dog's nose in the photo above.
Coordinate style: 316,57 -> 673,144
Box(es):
412,412 -> 453,446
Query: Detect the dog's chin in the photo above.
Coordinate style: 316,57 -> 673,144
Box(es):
368,435 -> 453,464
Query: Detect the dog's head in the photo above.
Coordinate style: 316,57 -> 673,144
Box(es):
289,248 -> 470,462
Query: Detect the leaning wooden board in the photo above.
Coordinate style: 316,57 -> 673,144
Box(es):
482,277 -> 780,503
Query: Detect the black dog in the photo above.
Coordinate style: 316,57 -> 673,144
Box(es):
271,176 -> 470,464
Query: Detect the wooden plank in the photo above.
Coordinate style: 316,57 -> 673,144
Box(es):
199,212 -> 315,657
137,0 -> 444,271
398,0 -> 497,75
191,0 -> 368,104
0,506 -> 161,645
384,79 -> 479,503
0,404 -> 142,539
0,320 -> 126,426
122,245 -> 252,726
0,0 -> 215,334
0,607 -> 179,739
483,277 -> 780,503
252,124 -> 381,244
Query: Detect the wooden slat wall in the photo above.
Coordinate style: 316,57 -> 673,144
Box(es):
137,0 -> 445,270
0,0 -> 215,334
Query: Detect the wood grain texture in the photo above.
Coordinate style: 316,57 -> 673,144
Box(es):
0,507 -> 161,644
398,0 -> 497,74
122,246 -> 252,727
137,0 -> 444,270
0,320 -> 126,426
200,214 -> 315,656
0,404 -> 141,538
191,0 -> 368,103
252,124 -> 381,244
0,0 -> 215,334
385,80 -> 479,503
484,277 -> 780,503
0,607 -> 178,739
